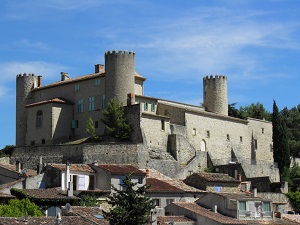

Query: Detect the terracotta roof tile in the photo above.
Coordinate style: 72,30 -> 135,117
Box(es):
142,169 -> 205,193
95,164 -> 145,175
26,97 -> 74,108
62,206 -> 108,224
24,188 -> 79,200
212,192 -> 270,201
186,172 -> 240,183
146,178 -> 184,193
157,216 -> 195,224
50,164 -> 95,173
0,163 -> 37,177
172,202 -> 246,224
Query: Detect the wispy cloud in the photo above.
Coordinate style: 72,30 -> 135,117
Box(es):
12,40 -> 50,52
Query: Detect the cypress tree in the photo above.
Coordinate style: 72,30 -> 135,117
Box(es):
272,100 -> 290,178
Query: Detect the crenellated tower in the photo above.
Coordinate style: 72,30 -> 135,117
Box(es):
104,50 -> 135,106
203,75 -> 228,116
16,73 -> 42,146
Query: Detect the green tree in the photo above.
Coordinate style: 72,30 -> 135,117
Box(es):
100,97 -> 132,140
286,191 -> 300,211
103,174 -> 155,225
0,145 -> 16,157
228,103 -> 246,119
79,195 -> 98,206
239,102 -> 271,120
86,117 -> 96,138
272,100 -> 291,178
0,198 -> 43,217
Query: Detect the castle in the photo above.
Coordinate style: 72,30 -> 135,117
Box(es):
14,50 -> 279,181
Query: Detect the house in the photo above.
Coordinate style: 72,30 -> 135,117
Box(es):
184,172 -> 241,192
196,191 -> 273,220
90,163 -> 146,191
44,163 -> 96,191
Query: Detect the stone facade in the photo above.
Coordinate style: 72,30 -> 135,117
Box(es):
14,50 -> 279,182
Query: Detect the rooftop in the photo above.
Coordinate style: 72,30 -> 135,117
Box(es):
0,163 -> 37,177
93,164 -> 145,175
185,172 -> 240,183
49,164 -> 95,173
26,97 -> 74,108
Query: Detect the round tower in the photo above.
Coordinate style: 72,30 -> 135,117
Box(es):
104,50 -> 135,106
16,73 -> 39,146
203,75 -> 228,116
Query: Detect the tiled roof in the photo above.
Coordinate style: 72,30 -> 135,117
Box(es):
0,179 -> 23,190
63,206 -> 108,224
157,216 -> 195,224
246,218 -> 300,224
26,97 -> 74,108
24,188 -> 79,200
32,71 -> 145,91
280,214 -> 300,224
95,164 -> 145,175
0,163 -> 37,177
49,164 -> 95,173
142,169 -> 205,193
32,73 -> 104,91
146,178 -> 184,193
0,193 -> 16,199
186,172 -> 240,183
212,192 -> 270,201
171,202 -> 246,225
0,216 -> 108,225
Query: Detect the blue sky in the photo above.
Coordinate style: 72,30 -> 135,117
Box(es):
1,0 -> 300,148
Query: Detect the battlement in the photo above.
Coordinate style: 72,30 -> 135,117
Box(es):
105,50 -> 135,56
203,75 -> 227,81
17,73 -> 37,78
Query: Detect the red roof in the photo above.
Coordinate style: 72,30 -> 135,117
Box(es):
95,164 -> 145,175
26,97 -> 74,108
146,178 -> 184,193
50,164 -> 95,173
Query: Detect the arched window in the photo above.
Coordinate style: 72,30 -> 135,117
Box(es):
200,140 -> 206,152
36,110 -> 43,128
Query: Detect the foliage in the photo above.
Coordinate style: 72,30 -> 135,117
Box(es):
283,163 -> 300,192
286,191 -> 300,211
100,97 -> 132,140
0,145 -> 16,156
10,188 -> 27,199
204,167 -> 214,173
0,198 -> 43,217
228,103 -> 246,119
103,174 -> 155,225
239,102 -> 271,121
79,195 -> 99,206
272,100 -> 290,178
86,117 -> 97,138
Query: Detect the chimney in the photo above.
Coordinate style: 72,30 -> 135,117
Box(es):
213,205 -> 218,213
127,93 -> 135,106
37,157 -> 43,174
65,162 -> 70,191
238,174 -> 242,182
16,161 -> 21,173
253,186 -> 257,197
95,64 -> 104,73
37,76 -> 42,87
146,168 -> 149,177
61,72 -> 69,81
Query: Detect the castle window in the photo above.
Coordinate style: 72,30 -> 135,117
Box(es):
192,128 -> 196,136
154,199 -> 160,206
151,103 -> 155,112
254,139 -> 258,149
206,130 -> 210,138
240,136 -> 243,142
88,97 -> 95,111
74,84 -> 80,91
95,121 -> 98,128
95,79 -> 101,86
144,102 -> 148,111
42,139 -> 45,144
36,110 -> 43,128
161,120 -> 165,130
226,134 -> 230,141
102,95 -> 105,109
77,99 -> 84,113
31,141 -> 35,146
262,128 -> 264,134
